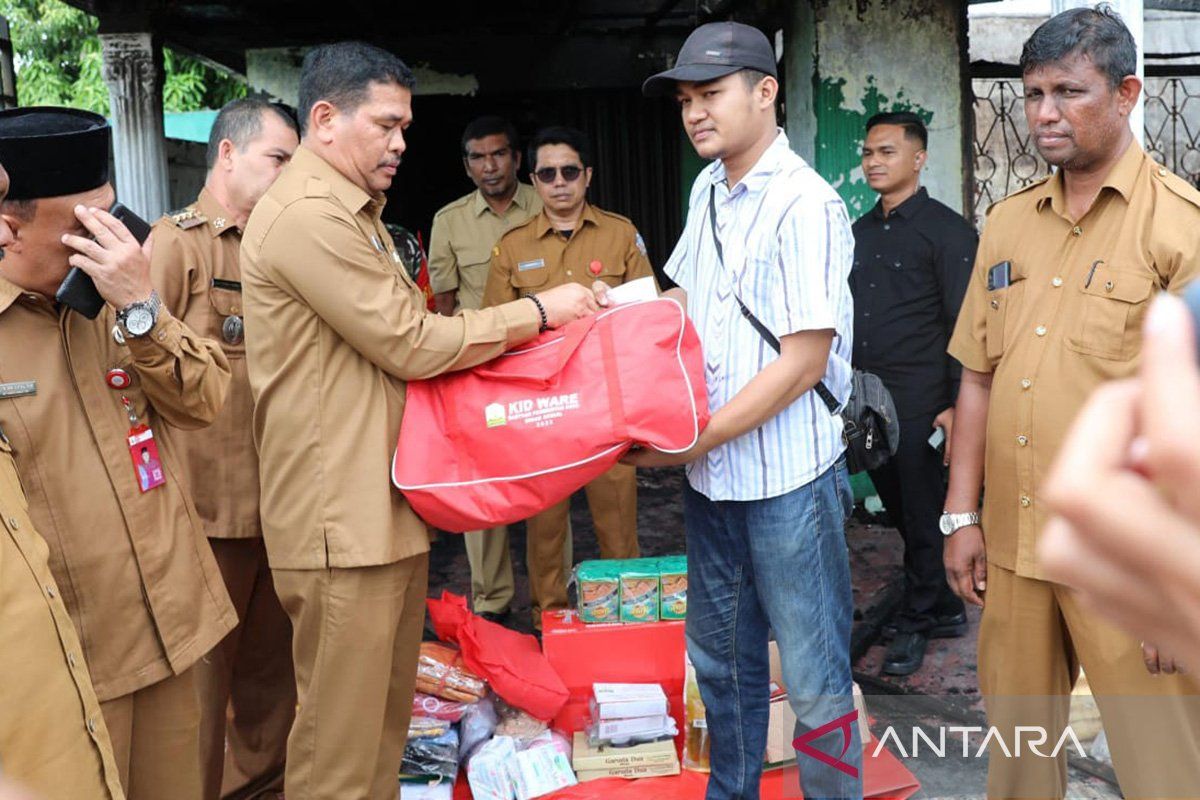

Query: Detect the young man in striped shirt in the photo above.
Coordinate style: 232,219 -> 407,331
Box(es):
635,21 -> 861,800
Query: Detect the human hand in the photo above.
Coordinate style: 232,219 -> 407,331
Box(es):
61,205 -> 154,309
944,524 -> 987,607
590,280 -> 611,308
1142,641 -> 1186,676
933,406 -> 954,466
535,283 -> 601,328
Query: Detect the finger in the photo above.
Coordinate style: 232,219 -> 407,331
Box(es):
973,554 -> 988,596
141,232 -> 154,261
61,233 -> 106,261
1144,643 -> 1161,675
1140,294 -> 1200,517
80,205 -> 135,246
943,435 -> 952,467
67,253 -> 103,277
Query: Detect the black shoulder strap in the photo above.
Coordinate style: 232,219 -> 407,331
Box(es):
707,185 -> 841,414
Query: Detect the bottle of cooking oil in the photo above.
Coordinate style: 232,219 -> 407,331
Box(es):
683,651 -> 711,772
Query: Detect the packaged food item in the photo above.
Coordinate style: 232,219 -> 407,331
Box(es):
460,695 -> 499,762
407,715 -> 451,740
575,761 -> 681,781
510,743 -> 577,799
401,727 -> 460,783
619,559 -> 660,623
591,713 -> 673,740
494,697 -> 549,742
412,691 -> 469,722
467,736 -> 517,800
658,555 -> 688,620
591,682 -> 669,719
416,641 -> 487,703
573,561 -> 620,623
683,650 -> 710,772
586,717 -> 677,747
571,732 -> 679,772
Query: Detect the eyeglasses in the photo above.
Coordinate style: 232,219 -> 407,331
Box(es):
533,165 -> 584,183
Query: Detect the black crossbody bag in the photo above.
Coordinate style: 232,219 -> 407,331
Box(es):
706,185 -> 896,474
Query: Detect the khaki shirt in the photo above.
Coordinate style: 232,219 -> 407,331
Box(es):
482,204 -> 655,308
0,280 -> 235,701
948,143 -> 1200,579
151,188 -> 259,539
241,145 -> 541,570
429,183 -> 542,311
0,438 -> 125,799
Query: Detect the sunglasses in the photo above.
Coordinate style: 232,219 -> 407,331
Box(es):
533,165 -> 584,183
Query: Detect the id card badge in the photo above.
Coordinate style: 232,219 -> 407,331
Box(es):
128,424 -> 165,492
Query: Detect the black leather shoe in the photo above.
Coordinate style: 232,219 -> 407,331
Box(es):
478,609 -> 511,625
883,610 -> 968,640
882,631 -> 928,676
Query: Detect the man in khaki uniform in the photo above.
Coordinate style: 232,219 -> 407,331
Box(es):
151,98 -> 300,800
0,109 -> 234,798
241,43 -> 605,800
0,161 -> 124,800
429,115 -> 542,621
942,9 -> 1200,798
483,125 -> 654,625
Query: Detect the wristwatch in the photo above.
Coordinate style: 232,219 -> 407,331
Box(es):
939,511 -> 981,536
117,291 -> 162,338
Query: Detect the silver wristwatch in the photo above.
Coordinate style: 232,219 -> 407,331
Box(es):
939,511 -> 981,536
117,291 -> 162,338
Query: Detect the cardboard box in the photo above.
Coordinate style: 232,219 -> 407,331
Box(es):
591,682 -> 669,719
593,713 -> 672,740
571,731 -> 679,771
575,761 -> 682,782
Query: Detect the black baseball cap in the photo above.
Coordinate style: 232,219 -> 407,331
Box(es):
642,21 -> 777,98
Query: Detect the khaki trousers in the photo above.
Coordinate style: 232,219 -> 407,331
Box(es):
979,563 -> 1200,799
526,463 -> 639,624
197,538 -> 295,800
463,525 -> 514,614
272,554 -> 428,800
100,667 -> 202,800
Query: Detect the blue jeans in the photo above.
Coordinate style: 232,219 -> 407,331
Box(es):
685,460 -> 863,800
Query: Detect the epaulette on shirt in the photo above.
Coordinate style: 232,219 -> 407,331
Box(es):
985,174 -> 1052,217
1152,163 -> 1200,212
167,206 -> 206,230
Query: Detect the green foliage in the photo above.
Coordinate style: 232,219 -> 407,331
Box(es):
1,0 -> 246,113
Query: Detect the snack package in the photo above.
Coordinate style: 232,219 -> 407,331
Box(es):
467,736 -> 517,800
412,691 -> 469,722
586,715 -> 677,748
401,727 -> 460,783
510,743 -> 577,799
573,561 -> 620,623
658,555 -> 688,620
683,649 -> 710,772
408,715 -> 451,740
619,559 -> 660,623
416,641 -> 487,703
461,695 -> 499,762
494,697 -> 549,742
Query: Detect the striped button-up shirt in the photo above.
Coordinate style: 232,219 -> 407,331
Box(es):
664,131 -> 854,501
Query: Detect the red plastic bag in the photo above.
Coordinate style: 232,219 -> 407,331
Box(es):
393,299 -> 708,532
427,592 -> 569,722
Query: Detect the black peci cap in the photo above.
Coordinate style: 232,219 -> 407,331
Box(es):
0,107 -> 111,200
642,21 -> 777,98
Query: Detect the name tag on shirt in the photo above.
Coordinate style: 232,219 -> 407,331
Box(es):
518,258 -> 546,272
0,381 -> 36,399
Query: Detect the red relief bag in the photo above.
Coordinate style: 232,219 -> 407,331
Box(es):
392,298 -> 708,532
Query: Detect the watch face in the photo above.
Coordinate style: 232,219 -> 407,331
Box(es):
938,515 -> 954,535
126,307 -> 153,336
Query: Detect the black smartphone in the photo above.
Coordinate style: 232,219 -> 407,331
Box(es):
986,261 -> 1012,292
55,202 -> 152,319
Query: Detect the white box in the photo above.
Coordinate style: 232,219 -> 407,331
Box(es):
594,713 -> 671,739
591,683 -> 668,719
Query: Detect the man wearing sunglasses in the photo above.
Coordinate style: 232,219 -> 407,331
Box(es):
482,125 -> 655,628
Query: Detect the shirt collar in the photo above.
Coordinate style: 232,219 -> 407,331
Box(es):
871,186 -> 929,220
196,187 -> 240,238
472,182 -> 536,218
1035,140 -> 1145,215
535,202 -> 599,238
290,144 -> 379,216
0,274 -> 22,316
709,128 -> 792,194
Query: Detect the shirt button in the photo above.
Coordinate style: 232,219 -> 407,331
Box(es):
45,585 -> 55,598
990,299 -> 1000,310
1021,378 -> 1032,390
566,270 -> 573,276
68,652 -> 77,668
87,717 -> 97,734
1159,167 -> 1168,176
1035,325 -> 1047,336
7,516 -> 17,529
157,331 -> 167,341
1051,277 -> 1063,287
1017,435 -> 1029,446
869,283 -> 876,289
883,224 -> 891,231
1072,226 -> 1083,237
1020,495 -> 1032,508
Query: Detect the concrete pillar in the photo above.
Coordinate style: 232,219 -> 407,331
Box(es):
101,32 -> 171,219
783,0 -> 818,165
1051,0 -> 1145,145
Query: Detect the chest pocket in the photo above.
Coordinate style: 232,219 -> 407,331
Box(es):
1065,266 -> 1155,361
510,260 -> 553,295
208,281 -> 245,357
593,258 -> 627,289
984,262 -> 1028,361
